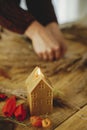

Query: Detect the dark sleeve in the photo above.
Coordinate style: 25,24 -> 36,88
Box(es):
0,0 -> 35,34
26,0 -> 58,25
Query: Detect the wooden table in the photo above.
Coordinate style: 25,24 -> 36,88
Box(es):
0,25 -> 87,130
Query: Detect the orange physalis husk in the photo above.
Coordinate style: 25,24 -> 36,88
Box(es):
14,104 -> 27,121
2,96 -> 16,117
30,116 -> 42,127
42,118 -> 51,128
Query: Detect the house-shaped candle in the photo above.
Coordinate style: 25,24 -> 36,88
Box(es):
26,67 -> 53,116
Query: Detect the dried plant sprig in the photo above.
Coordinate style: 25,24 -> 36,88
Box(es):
0,116 -> 31,127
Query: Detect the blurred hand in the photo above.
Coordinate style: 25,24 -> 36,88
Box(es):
46,22 -> 67,57
25,21 -> 67,61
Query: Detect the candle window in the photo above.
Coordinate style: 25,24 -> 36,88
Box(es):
26,67 -> 53,115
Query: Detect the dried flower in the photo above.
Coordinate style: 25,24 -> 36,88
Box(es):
0,94 -> 7,101
14,104 -> 26,121
2,96 -> 16,117
30,116 -> 42,127
42,118 -> 51,128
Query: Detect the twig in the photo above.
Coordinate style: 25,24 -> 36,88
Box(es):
0,116 -> 31,127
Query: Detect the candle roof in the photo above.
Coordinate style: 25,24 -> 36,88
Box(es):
26,67 -> 53,93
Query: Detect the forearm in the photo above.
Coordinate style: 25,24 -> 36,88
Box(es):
0,0 -> 35,34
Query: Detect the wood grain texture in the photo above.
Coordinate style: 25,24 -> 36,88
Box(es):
55,105 -> 87,130
0,25 -> 87,130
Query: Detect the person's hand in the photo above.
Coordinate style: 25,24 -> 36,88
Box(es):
25,21 -> 66,61
46,22 -> 67,57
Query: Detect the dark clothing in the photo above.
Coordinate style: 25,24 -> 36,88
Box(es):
0,0 -> 57,34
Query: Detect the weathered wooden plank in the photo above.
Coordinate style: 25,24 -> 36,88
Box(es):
14,70 -> 87,130
0,28 -> 87,79
0,26 -> 87,130
55,105 -> 87,130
